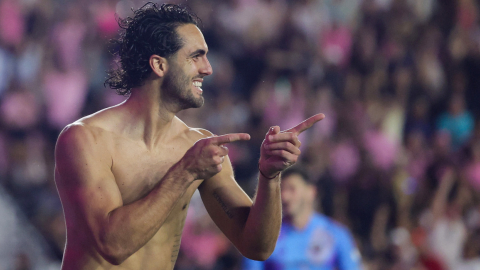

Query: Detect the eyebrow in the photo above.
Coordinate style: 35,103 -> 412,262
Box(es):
189,49 -> 207,57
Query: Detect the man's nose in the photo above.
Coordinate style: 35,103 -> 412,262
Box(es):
200,57 -> 213,76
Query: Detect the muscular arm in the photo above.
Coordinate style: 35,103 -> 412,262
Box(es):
55,124 -> 194,265
199,114 -> 324,261
198,156 -> 281,261
246,173 -> 282,258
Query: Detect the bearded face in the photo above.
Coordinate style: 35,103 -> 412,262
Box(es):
162,58 -> 204,110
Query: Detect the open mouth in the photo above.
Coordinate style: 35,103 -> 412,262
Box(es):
193,81 -> 202,90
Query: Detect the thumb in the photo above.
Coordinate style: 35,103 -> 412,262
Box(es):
272,126 -> 281,135
267,126 -> 280,136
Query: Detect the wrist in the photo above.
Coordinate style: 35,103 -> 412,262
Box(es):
173,159 -> 197,183
258,163 -> 280,180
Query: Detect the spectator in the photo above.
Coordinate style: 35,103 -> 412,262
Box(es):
437,93 -> 475,150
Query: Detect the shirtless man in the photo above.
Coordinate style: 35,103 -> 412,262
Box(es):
54,3 -> 324,269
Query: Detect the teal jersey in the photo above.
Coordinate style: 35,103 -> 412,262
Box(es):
243,213 -> 362,270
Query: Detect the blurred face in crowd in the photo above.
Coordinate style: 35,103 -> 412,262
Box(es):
162,24 -> 212,110
281,173 -> 316,219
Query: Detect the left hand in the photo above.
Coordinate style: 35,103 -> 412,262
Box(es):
259,113 -> 325,179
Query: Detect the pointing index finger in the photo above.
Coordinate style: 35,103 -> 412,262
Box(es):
286,113 -> 325,135
210,133 -> 251,145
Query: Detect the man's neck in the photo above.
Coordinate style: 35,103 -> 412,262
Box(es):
121,82 -> 180,148
288,208 -> 314,230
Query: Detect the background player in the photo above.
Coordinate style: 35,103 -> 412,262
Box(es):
243,167 -> 362,270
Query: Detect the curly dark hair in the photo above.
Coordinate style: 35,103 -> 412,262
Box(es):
105,2 -> 199,96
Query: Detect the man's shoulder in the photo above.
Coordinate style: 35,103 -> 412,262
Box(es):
57,106 -> 122,145
57,121 -> 104,146
187,127 -> 213,139
175,117 -> 214,142
312,214 -> 351,235
55,123 -> 108,162
310,214 -> 357,250
56,112 -> 117,157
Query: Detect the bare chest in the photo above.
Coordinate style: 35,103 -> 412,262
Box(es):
104,138 -> 202,268
110,139 -> 194,205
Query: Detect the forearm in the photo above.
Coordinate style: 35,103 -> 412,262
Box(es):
97,162 -> 193,263
241,174 -> 282,260
235,115 -> 323,260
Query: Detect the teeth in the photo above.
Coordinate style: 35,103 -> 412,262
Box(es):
193,81 -> 202,87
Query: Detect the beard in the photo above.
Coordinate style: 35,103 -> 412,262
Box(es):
162,62 -> 204,110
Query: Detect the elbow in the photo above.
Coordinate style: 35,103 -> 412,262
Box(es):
244,252 -> 273,261
100,252 -> 129,266
239,243 -> 276,261
96,238 -> 133,265
98,246 -> 132,265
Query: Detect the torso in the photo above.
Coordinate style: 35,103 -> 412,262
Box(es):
58,106 -> 207,269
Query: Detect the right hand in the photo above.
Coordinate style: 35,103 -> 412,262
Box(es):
181,133 -> 251,180
259,113 -> 325,178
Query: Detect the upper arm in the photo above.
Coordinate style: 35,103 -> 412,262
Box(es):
197,151 -> 253,248
55,124 -> 122,245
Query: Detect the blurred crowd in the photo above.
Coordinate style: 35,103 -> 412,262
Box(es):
1,0 -> 480,269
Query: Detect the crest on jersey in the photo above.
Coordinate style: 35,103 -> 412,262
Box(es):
307,228 -> 335,264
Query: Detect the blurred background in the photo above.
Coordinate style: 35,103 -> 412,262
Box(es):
0,0 -> 480,269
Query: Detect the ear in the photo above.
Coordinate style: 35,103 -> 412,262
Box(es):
149,55 -> 168,78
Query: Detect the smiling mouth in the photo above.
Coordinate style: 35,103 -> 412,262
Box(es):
193,81 -> 203,92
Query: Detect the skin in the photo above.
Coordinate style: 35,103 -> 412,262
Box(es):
281,174 -> 317,229
55,23 -> 324,269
